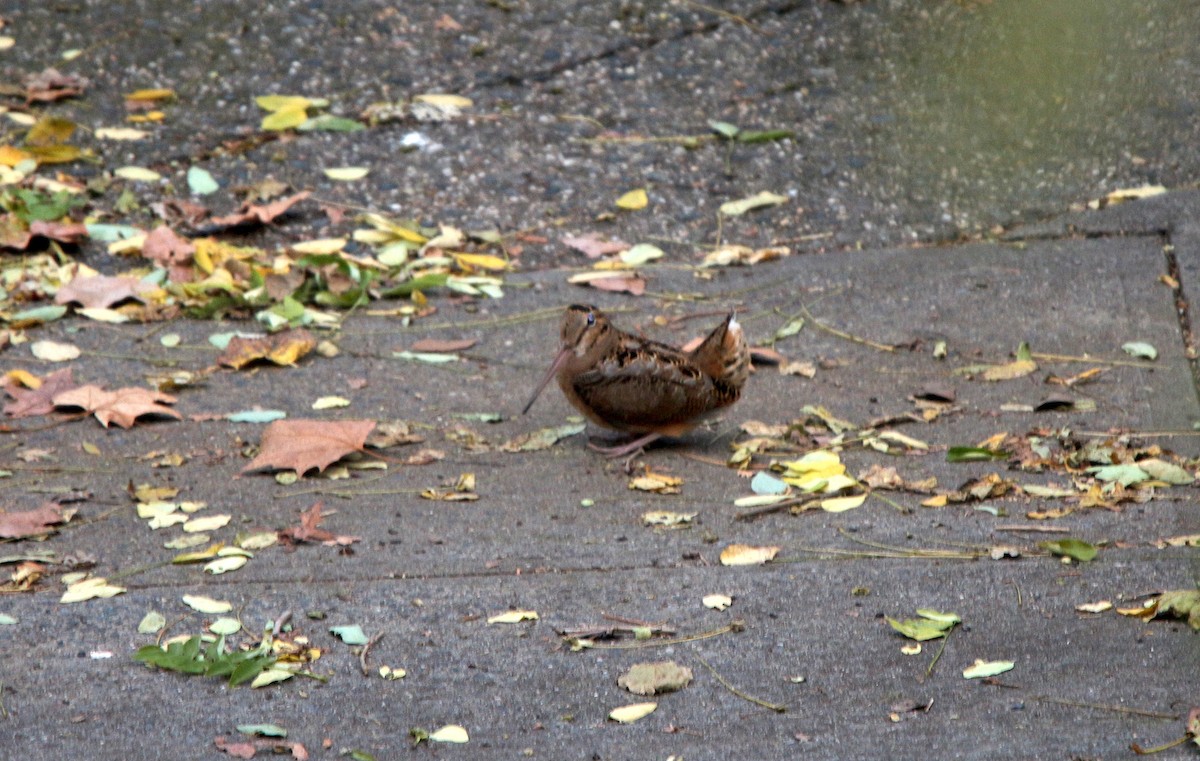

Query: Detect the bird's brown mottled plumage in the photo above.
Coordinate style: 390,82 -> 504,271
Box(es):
522,304 -> 750,456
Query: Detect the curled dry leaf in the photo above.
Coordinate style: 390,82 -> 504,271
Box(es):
0,502 -> 66,539
208,191 -> 311,231
55,273 -> 149,309
719,544 -> 780,566
218,329 -> 317,369
3,368 -> 78,418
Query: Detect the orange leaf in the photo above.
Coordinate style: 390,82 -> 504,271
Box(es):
52,385 -> 181,428
218,329 -> 317,370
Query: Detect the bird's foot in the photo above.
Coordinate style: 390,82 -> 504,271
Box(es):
587,432 -> 662,459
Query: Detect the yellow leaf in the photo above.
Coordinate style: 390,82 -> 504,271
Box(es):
126,88 -> 176,101
719,544 -> 780,566
114,166 -> 162,182
323,166 -> 369,181
429,725 -> 469,744
181,594 -> 232,614
487,609 -> 538,624
204,556 -> 248,575
1075,601 -> 1112,613
262,105 -> 308,131
820,493 -> 868,512
642,511 -> 697,526
127,111 -> 165,124
453,252 -> 509,271
25,116 -> 76,146
413,93 -> 473,109
981,359 -> 1037,381
921,494 -> 948,507
255,95 -> 312,112
182,514 -> 231,533
609,702 -> 657,723
172,544 -> 224,564
3,369 -> 41,389
312,395 -> 350,410
60,577 -> 126,603
292,238 -> 347,255
0,145 -> 33,167
615,188 -> 648,210
719,190 -> 787,216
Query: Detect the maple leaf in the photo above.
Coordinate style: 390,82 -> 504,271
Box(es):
52,385 -> 182,428
23,67 -> 88,103
277,502 -> 361,548
208,191 -> 311,232
141,226 -> 196,283
55,273 -> 148,309
3,368 -> 78,418
0,502 -> 64,539
242,419 -> 376,475
218,329 -> 317,369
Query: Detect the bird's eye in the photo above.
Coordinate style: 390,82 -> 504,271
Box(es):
586,312 -> 596,326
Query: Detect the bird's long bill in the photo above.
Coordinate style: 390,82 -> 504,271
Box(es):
521,347 -> 572,415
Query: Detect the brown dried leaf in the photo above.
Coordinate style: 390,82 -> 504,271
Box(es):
277,502 -> 360,548
4,368 -> 78,418
208,191 -> 310,231
243,419 -> 376,475
218,329 -> 317,369
29,220 -> 88,245
23,68 -> 88,103
52,385 -> 182,428
141,226 -> 196,282
365,420 -> 425,448
563,233 -> 630,259
55,273 -> 147,308
0,502 -> 64,539
586,274 -> 645,295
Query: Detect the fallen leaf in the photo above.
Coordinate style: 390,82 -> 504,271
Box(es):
629,471 -> 682,494
820,493 -> 867,512
29,220 -> 88,245
719,190 -> 787,216
962,659 -> 1015,679
30,340 -> 81,362
563,233 -> 629,259
1075,601 -> 1112,613
1039,538 -> 1097,562
700,244 -> 790,267
703,594 -> 732,611
277,502 -> 361,547
330,625 -> 369,645
618,661 -> 693,695
487,609 -> 538,624
323,166 -> 369,181
608,702 -> 657,724
428,725 -> 469,744
499,423 -> 585,452
218,329 -> 317,369
3,368 -> 77,418
55,273 -> 147,308
182,594 -> 233,614
53,385 -> 181,428
642,511 -> 696,527
243,420 -> 374,475
61,576 -> 125,603
208,191 -> 310,231
567,271 -> 647,295
719,544 -> 780,566
615,188 -> 648,210
0,502 -> 65,539
115,166 -> 162,182
24,69 -> 87,103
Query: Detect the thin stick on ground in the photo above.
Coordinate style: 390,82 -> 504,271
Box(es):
360,632 -> 384,676
1033,695 -> 1179,721
801,305 -> 895,352
695,654 -> 786,713
569,621 -> 742,650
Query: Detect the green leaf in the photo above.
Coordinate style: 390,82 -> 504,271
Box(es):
186,166 -> 219,196
380,273 -> 449,299
237,724 -> 288,737
330,624 -> 370,645
1121,341 -> 1157,360
708,120 -> 740,139
227,409 -> 288,424
1014,341 -> 1033,361
1087,464 -> 1149,486
1039,538 -> 1097,562
886,614 -> 958,641
947,446 -> 1009,463
8,305 -> 68,325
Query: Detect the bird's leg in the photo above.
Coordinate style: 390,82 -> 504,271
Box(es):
587,431 -> 662,458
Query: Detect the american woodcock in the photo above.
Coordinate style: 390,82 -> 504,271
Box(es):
521,304 -> 751,457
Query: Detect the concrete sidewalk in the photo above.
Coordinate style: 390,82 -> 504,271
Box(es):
2,1 -> 1199,759
3,194 -> 1199,759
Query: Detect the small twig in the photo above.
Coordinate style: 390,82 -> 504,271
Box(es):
837,529 -> 987,559
869,491 -> 910,512
109,559 -> 171,582
600,612 -> 668,629
272,611 -> 293,638
1007,580 -> 1023,608
1030,352 -> 1156,369
925,627 -> 953,677
734,496 -> 819,522
801,305 -> 895,352
571,621 -> 742,650
1131,735 -> 1192,755
678,0 -> 763,31
156,614 -> 192,647
1033,695 -> 1178,721
359,632 -> 384,676
695,654 -> 786,713
995,525 -> 1071,533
